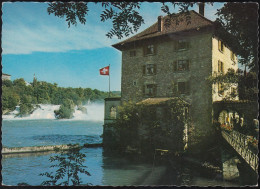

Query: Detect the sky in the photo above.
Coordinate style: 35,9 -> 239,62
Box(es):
2,2 -> 225,91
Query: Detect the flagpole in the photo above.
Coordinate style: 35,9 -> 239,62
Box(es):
109,64 -> 110,97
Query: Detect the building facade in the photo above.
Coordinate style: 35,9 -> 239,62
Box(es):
2,73 -> 11,81
105,10 -> 238,137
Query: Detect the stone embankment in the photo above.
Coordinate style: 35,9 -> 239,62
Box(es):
2,143 -> 103,154
2,144 -> 79,154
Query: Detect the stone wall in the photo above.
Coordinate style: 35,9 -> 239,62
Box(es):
121,31 -> 215,135
104,97 -> 121,125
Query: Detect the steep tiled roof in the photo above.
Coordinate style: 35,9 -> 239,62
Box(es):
113,10 -> 214,49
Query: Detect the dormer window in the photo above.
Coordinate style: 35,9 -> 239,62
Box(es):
144,44 -> 155,55
218,40 -> 224,52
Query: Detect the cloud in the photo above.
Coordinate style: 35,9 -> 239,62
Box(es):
2,21 -> 120,55
2,2 -> 224,55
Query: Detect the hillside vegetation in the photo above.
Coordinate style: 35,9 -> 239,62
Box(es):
2,78 -> 120,118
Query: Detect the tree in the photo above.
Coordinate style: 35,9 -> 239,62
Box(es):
47,2 -> 144,39
54,99 -> 75,119
40,145 -> 91,186
2,86 -> 20,111
2,79 -> 13,87
215,3 -> 258,72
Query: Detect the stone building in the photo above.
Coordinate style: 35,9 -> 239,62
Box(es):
104,8 -> 238,144
2,73 -> 11,81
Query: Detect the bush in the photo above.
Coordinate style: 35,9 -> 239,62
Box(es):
54,99 -> 75,119
40,145 -> 91,186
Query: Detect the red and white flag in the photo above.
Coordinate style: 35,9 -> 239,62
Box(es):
100,66 -> 109,75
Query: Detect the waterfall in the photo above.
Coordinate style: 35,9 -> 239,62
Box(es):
2,104 -> 60,120
2,103 -> 104,121
72,102 -> 104,121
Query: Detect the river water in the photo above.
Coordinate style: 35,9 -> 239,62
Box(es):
1,104 -> 241,186
2,119 -> 172,186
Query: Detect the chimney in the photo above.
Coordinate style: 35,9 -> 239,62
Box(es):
198,2 -> 205,16
158,16 -> 163,32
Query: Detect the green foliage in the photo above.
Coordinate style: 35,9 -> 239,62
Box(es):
2,79 -> 13,87
207,69 -> 258,101
18,103 -> 34,117
2,86 -> 20,112
215,3 -> 258,71
110,99 -> 188,154
47,2 -> 144,39
54,99 -> 75,119
40,145 -> 91,186
47,2 -> 88,28
2,77 -> 110,116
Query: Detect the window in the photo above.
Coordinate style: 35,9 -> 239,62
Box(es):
218,83 -> 224,95
143,64 -> 157,75
173,60 -> 190,71
144,44 -> 155,55
218,40 -> 224,52
230,51 -> 235,61
177,81 -> 190,94
178,39 -> 189,50
218,61 -> 224,73
110,107 -> 117,119
130,50 -> 136,57
143,84 -> 157,96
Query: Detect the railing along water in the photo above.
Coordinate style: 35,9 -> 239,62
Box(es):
222,130 -> 258,172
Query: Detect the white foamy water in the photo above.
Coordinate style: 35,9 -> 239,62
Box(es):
2,103 -> 104,122
72,103 -> 104,121
2,104 -> 60,120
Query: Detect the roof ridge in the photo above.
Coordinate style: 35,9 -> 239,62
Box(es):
190,10 -> 215,24
112,10 -> 214,49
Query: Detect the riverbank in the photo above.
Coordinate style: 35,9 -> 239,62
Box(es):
2,143 -> 103,154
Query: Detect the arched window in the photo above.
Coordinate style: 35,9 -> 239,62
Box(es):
110,106 -> 117,119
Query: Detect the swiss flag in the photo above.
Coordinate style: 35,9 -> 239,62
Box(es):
100,66 -> 110,75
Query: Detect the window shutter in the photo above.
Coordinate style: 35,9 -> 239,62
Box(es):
186,81 -> 190,95
154,64 -> 157,74
218,61 -> 221,72
154,44 -> 157,55
175,82 -> 178,93
218,40 -> 221,51
173,61 -> 177,71
174,41 -> 178,51
143,46 -> 147,56
186,41 -> 190,49
143,85 -> 146,95
221,62 -> 224,73
153,85 -> 157,96
187,60 -> 190,71
143,65 -> 146,75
